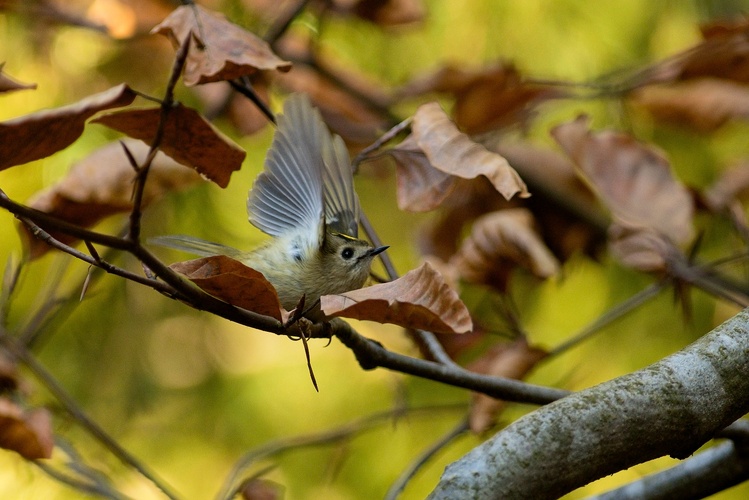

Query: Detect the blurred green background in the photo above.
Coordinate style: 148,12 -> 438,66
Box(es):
1,0 -> 749,498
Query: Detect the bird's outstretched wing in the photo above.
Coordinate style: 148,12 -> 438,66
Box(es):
247,94 -> 360,245
247,94 -> 325,246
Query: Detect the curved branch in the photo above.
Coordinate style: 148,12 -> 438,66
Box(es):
591,440 -> 749,500
333,321 -> 569,405
429,308 -> 749,499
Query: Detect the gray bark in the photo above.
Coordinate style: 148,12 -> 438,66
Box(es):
428,308 -> 749,499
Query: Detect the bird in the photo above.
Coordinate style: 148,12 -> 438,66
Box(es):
150,94 -> 388,319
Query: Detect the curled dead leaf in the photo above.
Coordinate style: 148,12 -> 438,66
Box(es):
631,79 -> 749,132
24,139 -> 202,258
389,103 -> 528,212
608,224 -> 675,272
644,19 -> 749,85
398,63 -> 560,134
411,102 -> 529,201
487,140 -> 607,260
152,4 -> 291,86
0,84 -> 136,171
390,135 -> 457,211
0,399 -> 54,460
93,104 -> 245,188
241,478 -> 285,500
451,209 -> 559,292
170,255 -> 288,322
552,115 -> 694,246
468,339 -> 548,433
320,262 -> 472,334
0,63 -> 36,94
703,162 -> 749,211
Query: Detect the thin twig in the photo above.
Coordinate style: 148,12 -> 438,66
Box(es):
34,461 -> 127,500
229,77 -> 275,124
384,417 -> 470,500
128,31 -> 191,242
549,282 -> 666,357
359,211 -> 457,366
263,0 -> 310,43
334,321 -> 569,404
216,403 -> 467,500
0,333 -> 180,500
352,116 -> 412,171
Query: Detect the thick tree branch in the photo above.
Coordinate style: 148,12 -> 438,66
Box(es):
429,307 -> 749,499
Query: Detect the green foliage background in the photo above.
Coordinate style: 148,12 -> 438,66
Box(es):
1,1 -> 748,498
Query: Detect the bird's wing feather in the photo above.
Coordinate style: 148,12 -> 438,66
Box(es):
322,133 -> 359,237
247,94 -> 325,244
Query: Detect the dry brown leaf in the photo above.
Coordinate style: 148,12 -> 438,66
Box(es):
468,339 -> 548,433
703,162 -> 749,211
152,4 -> 291,86
646,20 -> 749,85
390,102 -> 529,213
631,79 -> 749,132
410,102 -> 529,202
24,139 -> 202,258
390,134 -> 457,211
348,0 -> 425,26
273,54 -> 391,145
170,255 -> 288,322
451,209 -> 559,292
551,115 -> 694,246
241,478 -> 285,500
0,84 -> 136,171
0,63 -> 36,94
320,262 -> 472,334
0,352 -> 18,392
608,224 -> 675,272
398,64 -> 559,134
93,104 -> 245,188
418,177 -> 510,260
488,140 -> 606,261
0,399 -> 54,460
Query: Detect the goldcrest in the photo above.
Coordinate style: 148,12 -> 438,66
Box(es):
151,94 -> 387,319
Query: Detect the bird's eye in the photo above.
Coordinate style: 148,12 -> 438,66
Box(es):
341,247 -> 355,260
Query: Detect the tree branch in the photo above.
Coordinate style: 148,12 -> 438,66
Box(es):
428,308 -> 749,499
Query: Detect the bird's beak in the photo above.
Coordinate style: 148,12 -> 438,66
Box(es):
369,245 -> 389,257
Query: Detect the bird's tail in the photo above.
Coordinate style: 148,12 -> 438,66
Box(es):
148,235 -> 243,258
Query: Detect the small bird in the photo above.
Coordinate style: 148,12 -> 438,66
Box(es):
151,94 -> 388,319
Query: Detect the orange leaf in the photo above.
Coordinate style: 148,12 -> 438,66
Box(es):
0,398 -> 54,460
409,102 -> 529,202
552,115 -> 694,245
451,209 -> 559,292
0,84 -> 136,171
320,262 -> 473,334
93,104 -> 245,188
23,139 -> 201,258
170,255 -> 288,322
468,339 -> 548,433
152,4 -> 291,86
0,63 -> 36,94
